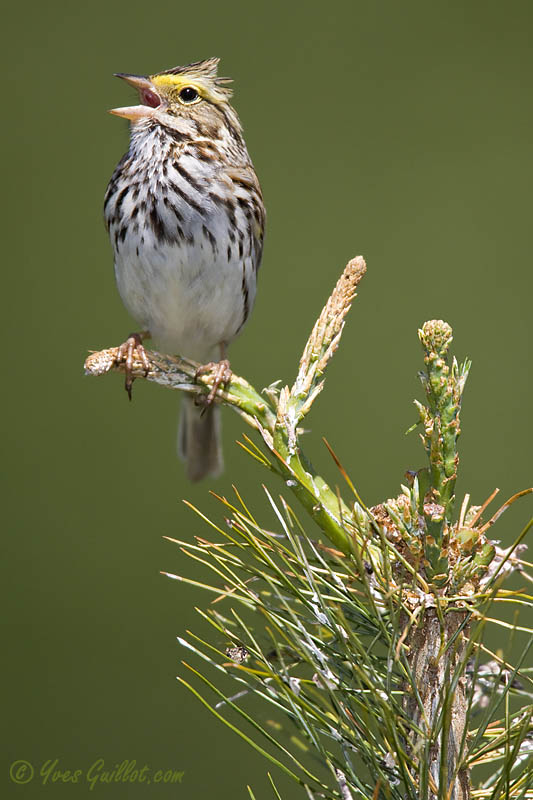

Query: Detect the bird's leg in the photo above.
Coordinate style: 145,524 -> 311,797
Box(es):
114,330 -> 151,400
195,343 -> 232,406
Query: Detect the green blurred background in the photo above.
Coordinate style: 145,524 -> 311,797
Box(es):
3,0 -> 532,796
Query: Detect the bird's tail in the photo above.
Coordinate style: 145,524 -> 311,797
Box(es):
178,396 -> 223,481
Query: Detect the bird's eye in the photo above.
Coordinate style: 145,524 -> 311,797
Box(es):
179,87 -> 199,103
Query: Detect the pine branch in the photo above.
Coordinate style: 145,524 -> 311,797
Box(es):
84,346 -> 277,434
85,257 -> 368,556
85,256 -> 533,800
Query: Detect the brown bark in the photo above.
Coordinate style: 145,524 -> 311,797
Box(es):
404,609 -> 470,800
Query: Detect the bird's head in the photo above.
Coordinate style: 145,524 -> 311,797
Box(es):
109,57 -> 236,131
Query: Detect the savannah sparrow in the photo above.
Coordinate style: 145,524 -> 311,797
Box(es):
104,58 -> 265,481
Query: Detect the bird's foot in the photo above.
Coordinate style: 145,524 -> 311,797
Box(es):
195,359 -> 232,406
114,332 -> 151,400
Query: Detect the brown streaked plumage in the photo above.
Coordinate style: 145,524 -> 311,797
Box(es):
104,58 -> 265,480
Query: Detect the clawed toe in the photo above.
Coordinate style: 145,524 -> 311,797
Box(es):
195,358 -> 232,405
115,332 -> 151,400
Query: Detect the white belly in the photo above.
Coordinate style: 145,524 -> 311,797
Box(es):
105,125 -> 262,362
113,210 -> 257,362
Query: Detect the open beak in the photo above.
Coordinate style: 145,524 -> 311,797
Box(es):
109,73 -> 162,121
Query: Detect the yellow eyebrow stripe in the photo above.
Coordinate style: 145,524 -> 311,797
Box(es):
151,74 -> 224,104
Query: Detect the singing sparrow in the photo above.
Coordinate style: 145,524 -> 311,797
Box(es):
104,58 -> 265,480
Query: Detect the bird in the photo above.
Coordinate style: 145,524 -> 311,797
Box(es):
104,58 -> 265,481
